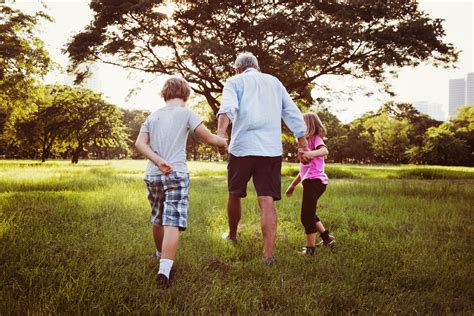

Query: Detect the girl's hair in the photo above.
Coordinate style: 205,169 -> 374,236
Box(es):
161,76 -> 191,102
303,113 -> 327,138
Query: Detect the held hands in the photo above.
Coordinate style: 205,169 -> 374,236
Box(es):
217,133 -> 228,155
301,150 -> 316,162
155,158 -> 173,175
297,137 -> 311,164
298,147 -> 312,164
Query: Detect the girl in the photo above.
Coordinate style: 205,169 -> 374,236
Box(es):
286,113 -> 335,255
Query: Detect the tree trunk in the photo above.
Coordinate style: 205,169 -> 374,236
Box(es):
41,146 -> 48,163
71,151 -> 80,164
71,146 -> 82,164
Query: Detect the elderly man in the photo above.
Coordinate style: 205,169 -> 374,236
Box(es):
217,52 -> 308,265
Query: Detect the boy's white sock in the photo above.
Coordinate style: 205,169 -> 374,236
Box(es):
155,250 -> 161,258
158,259 -> 174,279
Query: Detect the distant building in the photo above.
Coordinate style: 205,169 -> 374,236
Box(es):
466,72 -> 474,106
449,78 -> 466,118
64,63 -> 102,93
413,101 -> 446,121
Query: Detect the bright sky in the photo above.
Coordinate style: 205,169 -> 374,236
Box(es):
9,0 -> 474,122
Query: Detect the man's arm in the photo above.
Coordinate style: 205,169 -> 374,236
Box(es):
216,115 -> 230,154
218,79 -> 239,124
135,132 -> 172,175
280,83 -> 308,150
216,79 -> 239,153
217,114 -> 230,138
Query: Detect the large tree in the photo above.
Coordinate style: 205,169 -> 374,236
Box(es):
52,86 -> 128,164
417,123 -> 469,166
363,112 -> 411,163
67,0 -> 457,114
380,102 -> 440,146
13,99 -> 69,162
122,108 -> 150,158
0,7 -> 52,112
6,85 -> 129,163
450,106 -> 474,163
0,7 -> 53,154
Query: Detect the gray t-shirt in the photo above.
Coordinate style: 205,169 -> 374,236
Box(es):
140,106 -> 203,175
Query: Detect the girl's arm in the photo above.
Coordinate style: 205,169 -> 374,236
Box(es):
302,145 -> 329,160
135,132 -> 173,175
285,174 -> 301,197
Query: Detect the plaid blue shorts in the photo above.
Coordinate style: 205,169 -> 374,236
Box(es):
144,172 -> 190,231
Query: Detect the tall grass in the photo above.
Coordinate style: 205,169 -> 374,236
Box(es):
0,160 -> 473,314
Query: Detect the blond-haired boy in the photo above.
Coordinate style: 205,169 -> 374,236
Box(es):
135,76 -> 227,287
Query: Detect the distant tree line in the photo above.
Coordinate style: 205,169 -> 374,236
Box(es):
3,91 -> 472,166
300,103 -> 473,166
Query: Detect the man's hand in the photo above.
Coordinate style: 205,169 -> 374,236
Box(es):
155,158 -> 173,175
217,132 -> 228,155
285,185 -> 295,198
297,136 -> 308,150
217,114 -> 230,155
296,136 -> 310,163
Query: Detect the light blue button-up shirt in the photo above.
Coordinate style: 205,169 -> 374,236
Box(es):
218,68 -> 306,157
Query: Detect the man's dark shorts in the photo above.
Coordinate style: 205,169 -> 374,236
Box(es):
228,154 -> 282,201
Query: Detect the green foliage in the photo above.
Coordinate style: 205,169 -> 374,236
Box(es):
67,0 -> 457,114
363,113 -> 410,163
0,7 -> 52,112
48,86 -> 129,163
3,85 -> 129,163
381,102 -> 440,146
418,123 -> 469,166
450,106 -> 474,163
0,7 -> 53,155
406,106 -> 473,166
0,160 -> 472,314
344,120 -> 376,163
122,109 -> 150,158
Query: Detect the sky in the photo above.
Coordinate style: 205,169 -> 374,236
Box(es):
8,0 -> 474,122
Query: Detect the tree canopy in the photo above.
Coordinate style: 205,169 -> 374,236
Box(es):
67,0 -> 458,114
6,85 -> 129,163
0,7 -> 52,112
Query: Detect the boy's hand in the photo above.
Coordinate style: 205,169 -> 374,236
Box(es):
156,158 -> 173,175
285,185 -> 295,197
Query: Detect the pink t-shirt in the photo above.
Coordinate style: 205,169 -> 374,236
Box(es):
299,135 -> 328,184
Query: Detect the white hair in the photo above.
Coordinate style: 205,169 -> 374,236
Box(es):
234,52 -> 259,70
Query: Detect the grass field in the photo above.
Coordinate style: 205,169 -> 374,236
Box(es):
1,160 -> 473,314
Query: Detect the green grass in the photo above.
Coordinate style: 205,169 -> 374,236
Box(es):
1,160 -> 473,314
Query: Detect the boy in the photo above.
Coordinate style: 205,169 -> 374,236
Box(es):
135,76 -> 227,287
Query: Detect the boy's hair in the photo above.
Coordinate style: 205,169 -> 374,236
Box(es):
161,76 -> 191,102
304,113 -> 327,138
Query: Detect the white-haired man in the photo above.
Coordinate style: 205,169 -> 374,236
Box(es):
217,52 -> 308,265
